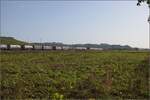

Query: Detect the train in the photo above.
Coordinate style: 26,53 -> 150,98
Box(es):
0,44 -> 103,51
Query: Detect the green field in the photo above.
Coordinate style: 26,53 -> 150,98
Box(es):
0,51 -> 149,99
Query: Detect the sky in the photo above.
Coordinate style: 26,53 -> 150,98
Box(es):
0,0 -> 149,48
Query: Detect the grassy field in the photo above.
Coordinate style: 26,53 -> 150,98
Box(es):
0,37 -> 27,45
0,50 -> 149,99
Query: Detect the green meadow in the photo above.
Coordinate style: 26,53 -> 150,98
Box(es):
0,51 -> 149,99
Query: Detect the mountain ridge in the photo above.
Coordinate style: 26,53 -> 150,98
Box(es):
0,36 -> 141,50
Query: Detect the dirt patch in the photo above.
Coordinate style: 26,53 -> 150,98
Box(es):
49,64 -> 64,69
65,63 -> 79,66
30,59 -> 47,64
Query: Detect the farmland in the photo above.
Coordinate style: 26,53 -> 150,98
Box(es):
0,50 -> 149,99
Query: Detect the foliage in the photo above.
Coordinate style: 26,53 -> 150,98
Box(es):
0,37 -> 27,45
0,51 -> 149,99
137,0 -> 150,5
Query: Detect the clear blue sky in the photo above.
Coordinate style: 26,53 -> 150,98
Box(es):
0,1 -> 149,48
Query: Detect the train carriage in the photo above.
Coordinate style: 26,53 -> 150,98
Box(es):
33,45 -> 43,50
9,45 -> 21,50
22,45 -> 33,50
75,47 -> 86,50
43,45 -> 52,50
62,46 -> 71,50
52,46 -> 62,50
90,48 -> 103,51
56,46 -> 62,50
0,44 -> 7,50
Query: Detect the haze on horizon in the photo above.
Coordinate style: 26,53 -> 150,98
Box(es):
0,1 -> 149,48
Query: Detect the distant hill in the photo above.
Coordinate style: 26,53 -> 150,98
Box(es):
32,42 -> 133,50
0,37 -> 27,45
0,36 -> 135,50
70,43 -> 132,50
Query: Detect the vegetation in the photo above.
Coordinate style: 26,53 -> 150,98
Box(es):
0,50 -> 149,99
137,0 -> 150,5
0,37 -> 27,45
0,36 -> 134,50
